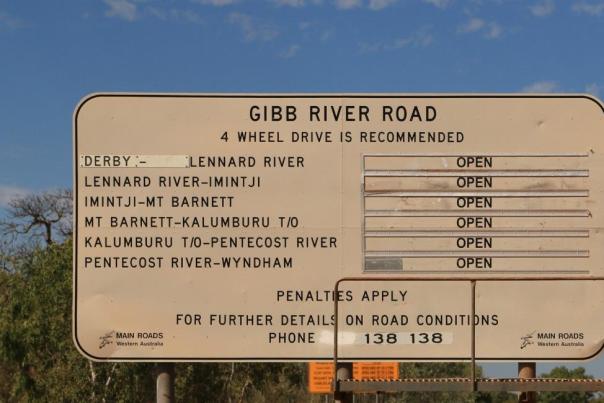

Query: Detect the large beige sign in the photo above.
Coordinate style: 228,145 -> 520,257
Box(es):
73,94 -> 604,361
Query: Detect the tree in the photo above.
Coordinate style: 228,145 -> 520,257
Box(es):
1,189 -> 72,246
0,269 -> 16,401
538,366 -> 595,403
0,239 -> 158,401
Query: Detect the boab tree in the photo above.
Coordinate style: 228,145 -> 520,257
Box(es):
1,188 -> 72,246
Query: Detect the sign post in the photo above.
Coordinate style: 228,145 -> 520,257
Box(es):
334,362 -> 353,403
73,94 -> 604,364
518,362 -> 536,403
155,363 -> 175,403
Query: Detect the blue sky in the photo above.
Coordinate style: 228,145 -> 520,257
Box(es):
1,0 -> 603,377
0,0 -> 603,198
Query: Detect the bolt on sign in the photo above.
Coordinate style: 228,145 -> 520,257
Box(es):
308,362 -> 399,393
73,94 -> 604,362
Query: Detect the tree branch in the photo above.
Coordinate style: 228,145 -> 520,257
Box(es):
88,360 -> 97,401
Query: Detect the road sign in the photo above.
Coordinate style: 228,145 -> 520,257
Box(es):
308,362 -> 399,393
308,362 -> 333,394
353,362 -> 399,380
73,94 -> 604,361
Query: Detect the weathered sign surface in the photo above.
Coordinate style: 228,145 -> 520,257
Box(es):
74,94 -> 604,361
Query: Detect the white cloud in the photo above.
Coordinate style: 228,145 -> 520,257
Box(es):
360,27 -> 433,52
195,0 -> 238,5
530,0 -> 555,17
297,21 -> 332,41
320,29 -> 333,41
228,13 -> 278,41
335,0 -> 362,9
0,186 -> 29,208
572,1 -> 604,15
423,0 -> 452,9
175,10 -> 203,24
271,0 -> 325,6
148,8 -> 203,24
586,83 -> 601,97
412,29 -> 434,46
0,11 -> 24,30
369,0 -> 397,10
104,0 -> 137,21
280,44 -> 301,58
458,17 -> 502,39
273,0 -> 306,6
521,81 -> 559,93
485,21 -> 502,38
458,17 -> 485,33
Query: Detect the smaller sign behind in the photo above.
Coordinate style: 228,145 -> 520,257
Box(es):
353,362 -> 399,380
308,362 -> 399,393
308,362 -> 333,394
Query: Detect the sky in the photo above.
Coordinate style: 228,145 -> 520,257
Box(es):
1,0 -> 603,198
1,0 -> 603,378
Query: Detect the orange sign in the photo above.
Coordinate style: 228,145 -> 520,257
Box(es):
308,362 -> 334,394
354,362 -> 399,380
308,362 -> 399,393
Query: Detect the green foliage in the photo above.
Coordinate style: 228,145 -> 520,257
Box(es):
174,362 -> 309,402
0,240 -> 156,402
538,366 -> 595,403
389,362 -> 515,403
0,269 -> 15,401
